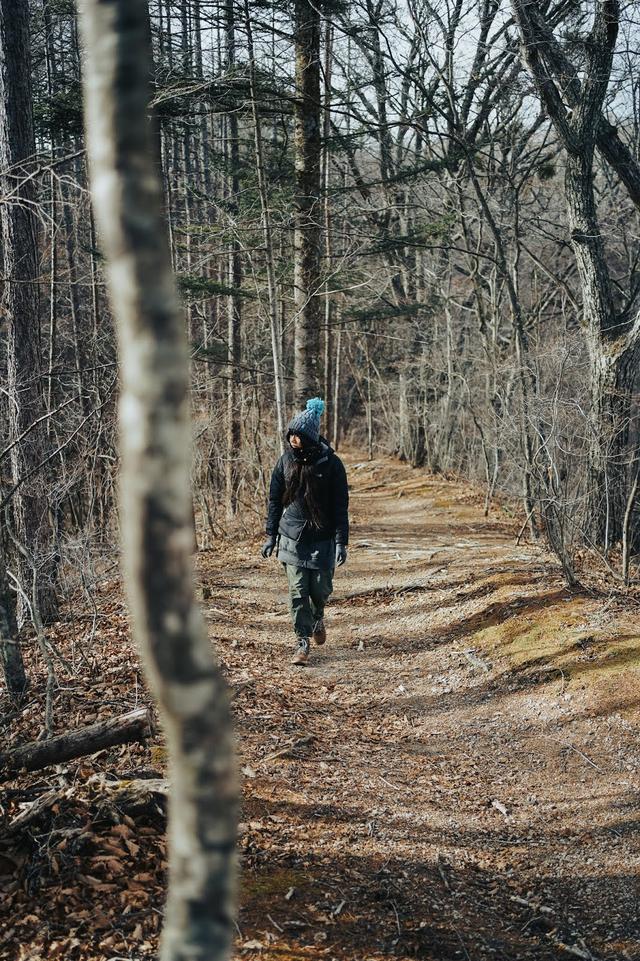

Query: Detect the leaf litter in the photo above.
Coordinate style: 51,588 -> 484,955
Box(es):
2,453 -> 640,959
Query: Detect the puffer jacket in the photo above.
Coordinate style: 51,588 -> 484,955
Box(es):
265,440 -> 349,570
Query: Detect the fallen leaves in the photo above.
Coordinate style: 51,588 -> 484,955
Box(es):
2,454 -> 640,961
77,875 -> 120,893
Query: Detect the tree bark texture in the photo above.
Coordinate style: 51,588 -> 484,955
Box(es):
293,0 -> 322,405
244,0 -> 286,445
512,0 -> 640,544
0,0 -> 58,625
332,303 -> 343,450
77,4 -> 237,960
0,543 -> 26,697
0,708 -> 153,782
586,346 -> 638,546
225,0 -> 242,516
322,20 -> 334,444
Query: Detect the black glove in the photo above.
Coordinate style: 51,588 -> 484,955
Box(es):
261,535 -> 276,558
335,543 -> 347,567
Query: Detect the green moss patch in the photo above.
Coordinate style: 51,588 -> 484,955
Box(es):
242,866 -> 310,903
472,597 -> 640,688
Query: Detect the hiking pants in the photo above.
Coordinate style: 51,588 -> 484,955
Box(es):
284,564 -> 333,639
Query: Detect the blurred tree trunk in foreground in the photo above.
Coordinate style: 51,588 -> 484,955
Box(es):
78,1 -> 237,959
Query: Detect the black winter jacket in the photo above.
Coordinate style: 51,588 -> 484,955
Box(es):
266,442 -> 349,569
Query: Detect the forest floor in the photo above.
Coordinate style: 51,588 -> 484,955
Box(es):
2,452 -> 640,961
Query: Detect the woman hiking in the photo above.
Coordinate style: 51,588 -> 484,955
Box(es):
261,398 -> 349,666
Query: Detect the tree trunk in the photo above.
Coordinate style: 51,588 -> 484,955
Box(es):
61,185 -> 87,416
0,708 -> 153,781
322,20 -> 334,443
512,0 -> 640,547
563,113 -> 635,545
0,542 -> 26,697
0,0 -> 58,626
225,0 -> 242,515
78,4 -> 237,960
293,0 -> 322,405
332,303 -> 343,450
44,0 -> 58,427
586,346 -> 638,546
244,0 -> 286,445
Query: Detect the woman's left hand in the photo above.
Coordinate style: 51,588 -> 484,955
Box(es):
261,535 -> 276,558
335,544 -> 347,567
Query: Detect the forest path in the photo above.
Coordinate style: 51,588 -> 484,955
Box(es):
201,453 -> 640,961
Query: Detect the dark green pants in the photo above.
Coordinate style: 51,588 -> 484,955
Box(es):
284,564 -> 333,639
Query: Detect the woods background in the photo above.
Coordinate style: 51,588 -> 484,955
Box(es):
2,0 -> 640,691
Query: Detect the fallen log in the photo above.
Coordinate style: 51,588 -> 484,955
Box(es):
3,788 -> 64,836
90,775 -> 169,818
0,708 -> 154,782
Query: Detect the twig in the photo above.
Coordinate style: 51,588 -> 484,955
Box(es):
390,900 -> 402,937
541,665 -> 567,694
7,569 -> 57,737
436,856 -> 451,891
0,375 -> 117,510
454,929 -> 471,961
378,774 -> 412,792
563,743 -> 603,772
515,504 -> 537,546
510,894 -> 599,959
4,788 -> 63,835
0,396 -> 76,463
545,936 -> 597,960
259,735 -> 315,764
461,649 -> 491,673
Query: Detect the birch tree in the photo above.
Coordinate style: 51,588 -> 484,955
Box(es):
77,2 -> 237,959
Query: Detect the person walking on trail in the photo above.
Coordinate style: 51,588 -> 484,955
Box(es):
261,398 -> 349,666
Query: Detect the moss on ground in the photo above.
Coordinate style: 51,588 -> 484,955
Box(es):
472,597 -> 640,689
242,866 -> 309,902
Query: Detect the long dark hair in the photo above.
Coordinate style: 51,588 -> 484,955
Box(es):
283,456 -> 326,529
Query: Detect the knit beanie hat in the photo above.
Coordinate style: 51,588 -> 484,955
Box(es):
287,397 -> 325,445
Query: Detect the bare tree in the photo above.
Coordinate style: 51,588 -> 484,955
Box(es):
293,0 -> 322,404
224,0 -> 243,515
4,0 -> 640,613
77,2 -> 237,959
0,543 -> 25,697
0,0 -> 58,625
322,19 -> 334,442
512,0 -> 640,545
244,0 -> 286,444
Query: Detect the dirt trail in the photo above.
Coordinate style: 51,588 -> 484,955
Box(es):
203,453 -> 640,961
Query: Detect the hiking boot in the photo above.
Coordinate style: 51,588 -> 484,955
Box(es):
292,638 -> 310,666
312,618 -> 326,646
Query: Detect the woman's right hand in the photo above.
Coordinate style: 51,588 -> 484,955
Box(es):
261,535 -> 276,558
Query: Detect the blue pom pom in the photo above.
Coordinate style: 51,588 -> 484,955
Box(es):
306,397 -> 325,416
